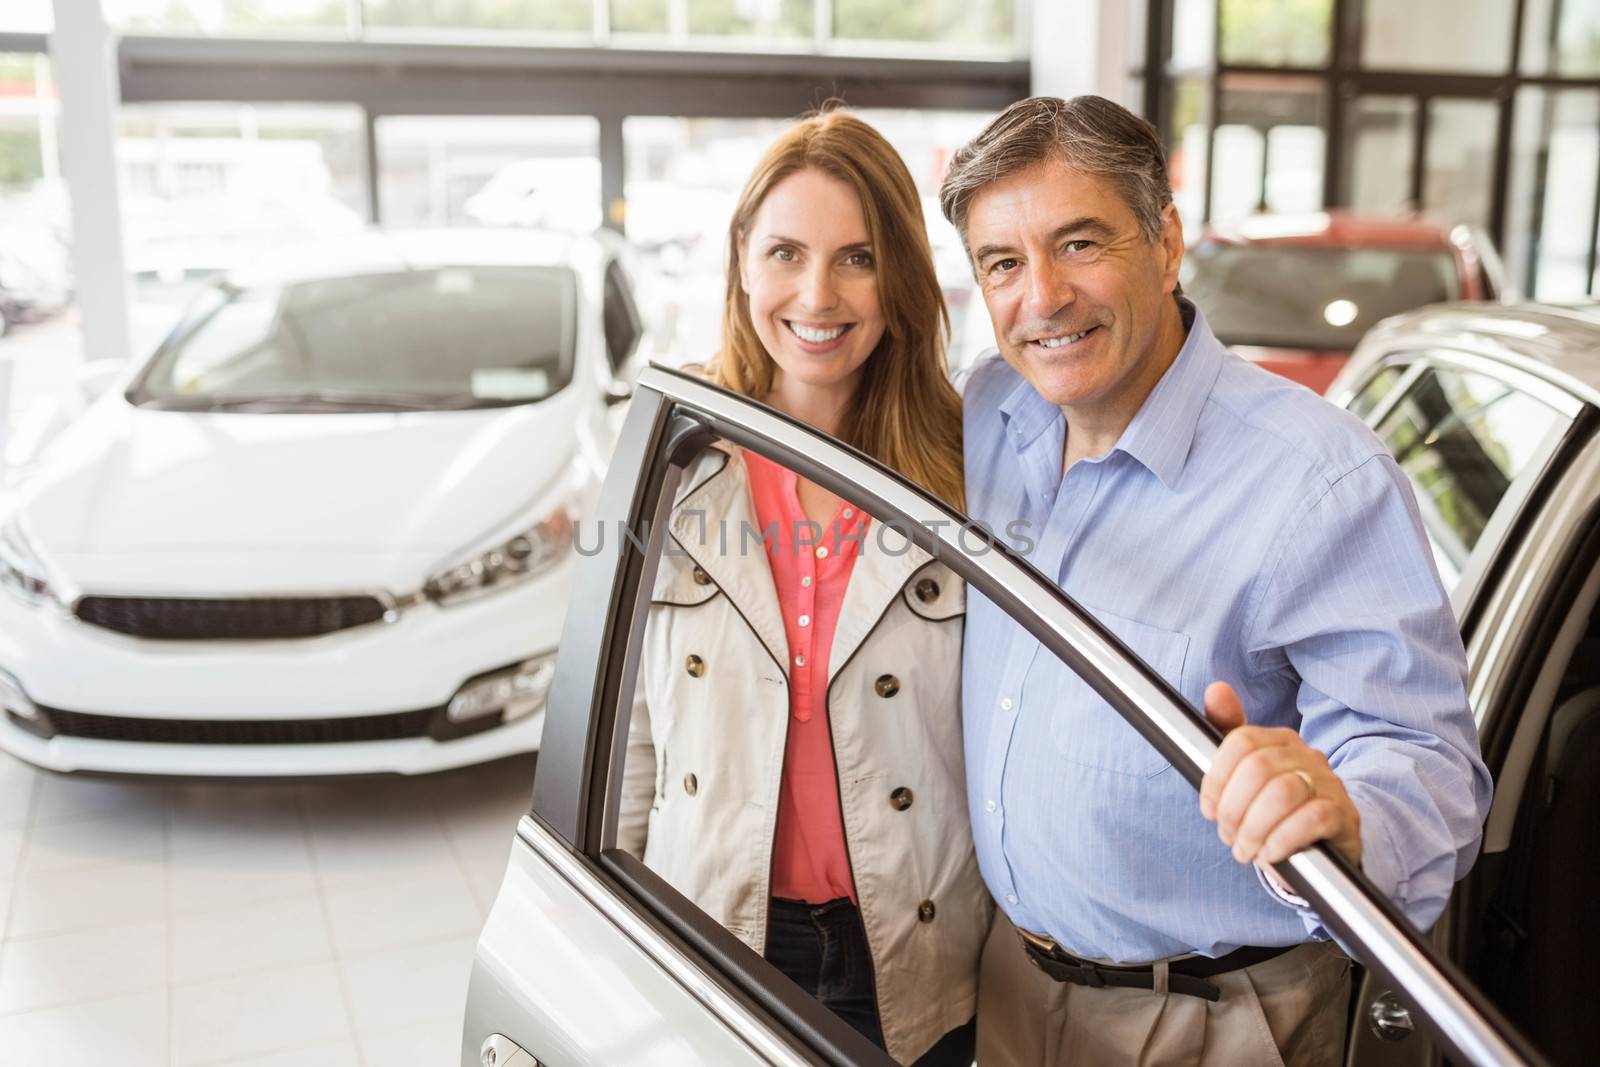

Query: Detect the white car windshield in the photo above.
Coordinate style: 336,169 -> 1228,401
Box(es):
129,264 -> 578,412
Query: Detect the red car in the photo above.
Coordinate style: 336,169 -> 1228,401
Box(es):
1180,213 -> 1506,394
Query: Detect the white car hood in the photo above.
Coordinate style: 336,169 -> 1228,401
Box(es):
15,392 -> 590,595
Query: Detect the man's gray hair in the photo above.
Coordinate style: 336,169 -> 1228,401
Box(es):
939,95 -> 1174,246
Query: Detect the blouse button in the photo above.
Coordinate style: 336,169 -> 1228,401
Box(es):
683,773 -> 698,796
915,578 -> 941,603
917,900 -> 937,923
874,674 -> 900,698
685,655 -> 705,678
692,566 -> 712,586
890,787 -> 913,811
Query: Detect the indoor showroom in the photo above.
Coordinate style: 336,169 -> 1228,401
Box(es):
0,1 -> 1597,1065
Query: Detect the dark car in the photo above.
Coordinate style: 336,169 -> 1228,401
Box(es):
1182,213 -> 1506,394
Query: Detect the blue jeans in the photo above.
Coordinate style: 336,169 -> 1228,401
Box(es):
765,897 -> 976,1067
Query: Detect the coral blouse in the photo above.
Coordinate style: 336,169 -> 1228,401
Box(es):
742,450 -> 869,905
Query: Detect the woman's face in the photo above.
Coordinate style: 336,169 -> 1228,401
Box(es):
739,168 -> 886,398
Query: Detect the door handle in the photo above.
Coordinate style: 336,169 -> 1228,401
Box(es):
480,1034 -> 541,1066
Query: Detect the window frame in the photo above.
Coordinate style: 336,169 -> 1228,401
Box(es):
528,363 -> 1545,1067
1343,346 -> 1580,624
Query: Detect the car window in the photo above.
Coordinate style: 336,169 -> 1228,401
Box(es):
1182,242 -> 1459,350
1348,363 -> 1408,421
522,367 -> 1540,1067
602,260 -> 643,375
1376,364 -> 1564,591
130,265 -> 578,410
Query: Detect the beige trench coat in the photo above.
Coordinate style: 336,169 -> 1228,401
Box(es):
618,444 -> 992,1064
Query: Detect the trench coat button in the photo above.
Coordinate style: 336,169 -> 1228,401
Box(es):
874,674 -> 900,698
692,566 -> 712,586
914,578 -> 940,603
917,900 -> 936,923
890,787 -> 913,811
683,773 -> 698,796
685,655 -> 705,678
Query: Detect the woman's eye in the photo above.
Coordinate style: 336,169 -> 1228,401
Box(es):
770,246 -> 796,262
845,251 -> 874,268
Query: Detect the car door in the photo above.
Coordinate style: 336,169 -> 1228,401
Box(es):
461,364 -> 1545,1067
1333,337 -> 1594,1066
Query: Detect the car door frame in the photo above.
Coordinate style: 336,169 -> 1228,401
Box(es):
481,364 -> 1546,1067
1335,336 -> 1600,1065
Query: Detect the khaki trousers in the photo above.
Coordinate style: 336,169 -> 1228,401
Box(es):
977,912 -> 1352,1067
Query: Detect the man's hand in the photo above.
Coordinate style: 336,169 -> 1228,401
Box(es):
1198,682 -> 1362,869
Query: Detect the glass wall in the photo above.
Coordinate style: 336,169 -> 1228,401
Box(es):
1154,0 -> 1600,297
0,2 -> 51,32
115,103 -> 367,344
0,52 -> 74,434
97,0 -> 1021,53
374,115 -> 599,230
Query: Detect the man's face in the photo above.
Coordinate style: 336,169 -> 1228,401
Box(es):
964,156 -> 1183,411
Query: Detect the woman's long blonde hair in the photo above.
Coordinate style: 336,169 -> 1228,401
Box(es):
713,110 -> 965,509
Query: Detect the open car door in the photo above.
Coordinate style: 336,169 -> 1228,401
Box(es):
461,365 -> 1546,1067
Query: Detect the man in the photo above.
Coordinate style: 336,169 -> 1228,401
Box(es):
940,95 -> 1492,1066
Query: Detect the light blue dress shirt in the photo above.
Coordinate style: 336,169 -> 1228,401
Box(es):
961,300 -> 1493,963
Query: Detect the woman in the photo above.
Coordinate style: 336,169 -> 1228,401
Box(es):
618,110 -> 988,1066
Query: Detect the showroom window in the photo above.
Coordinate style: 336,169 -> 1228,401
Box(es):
105,0 -> 348,35
373,115 -> 600,231
98,0 -> 1021,52
115,102 -> 368,334
1149,0 -> 1600,297
0,2 -> 51,33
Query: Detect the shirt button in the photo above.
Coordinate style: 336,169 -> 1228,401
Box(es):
815,546 -> 829,559
801,576 -> 813,588
794,654 -> 806,667
1000,697 -> 1013,711
985,800 -> 997,813
798,614 -> 810,627
1005,893 -> 1018,905
842,508 -> 854,519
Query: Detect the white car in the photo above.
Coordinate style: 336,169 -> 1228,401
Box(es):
0,228 -> 646,776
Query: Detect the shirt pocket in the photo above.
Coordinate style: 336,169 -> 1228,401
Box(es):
1039,605 -> 1191,779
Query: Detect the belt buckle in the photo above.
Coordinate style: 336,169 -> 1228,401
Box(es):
1017,927 -> 1060,957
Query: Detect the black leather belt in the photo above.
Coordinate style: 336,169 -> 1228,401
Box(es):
1016,928 -> 1296,1003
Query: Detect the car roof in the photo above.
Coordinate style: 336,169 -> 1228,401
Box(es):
1202,212 -> 1461,250
221,228 -> 607,290
1358,301 -> 1600,405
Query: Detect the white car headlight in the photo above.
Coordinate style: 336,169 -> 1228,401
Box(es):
424,500 -> 575,606
0,521 -> 55,607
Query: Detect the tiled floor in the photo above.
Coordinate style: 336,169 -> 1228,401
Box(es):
0,750 -> 537,1066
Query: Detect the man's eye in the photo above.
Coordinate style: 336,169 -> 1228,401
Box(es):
989,257 -> 1020,275
1065,240 -> 1095,253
